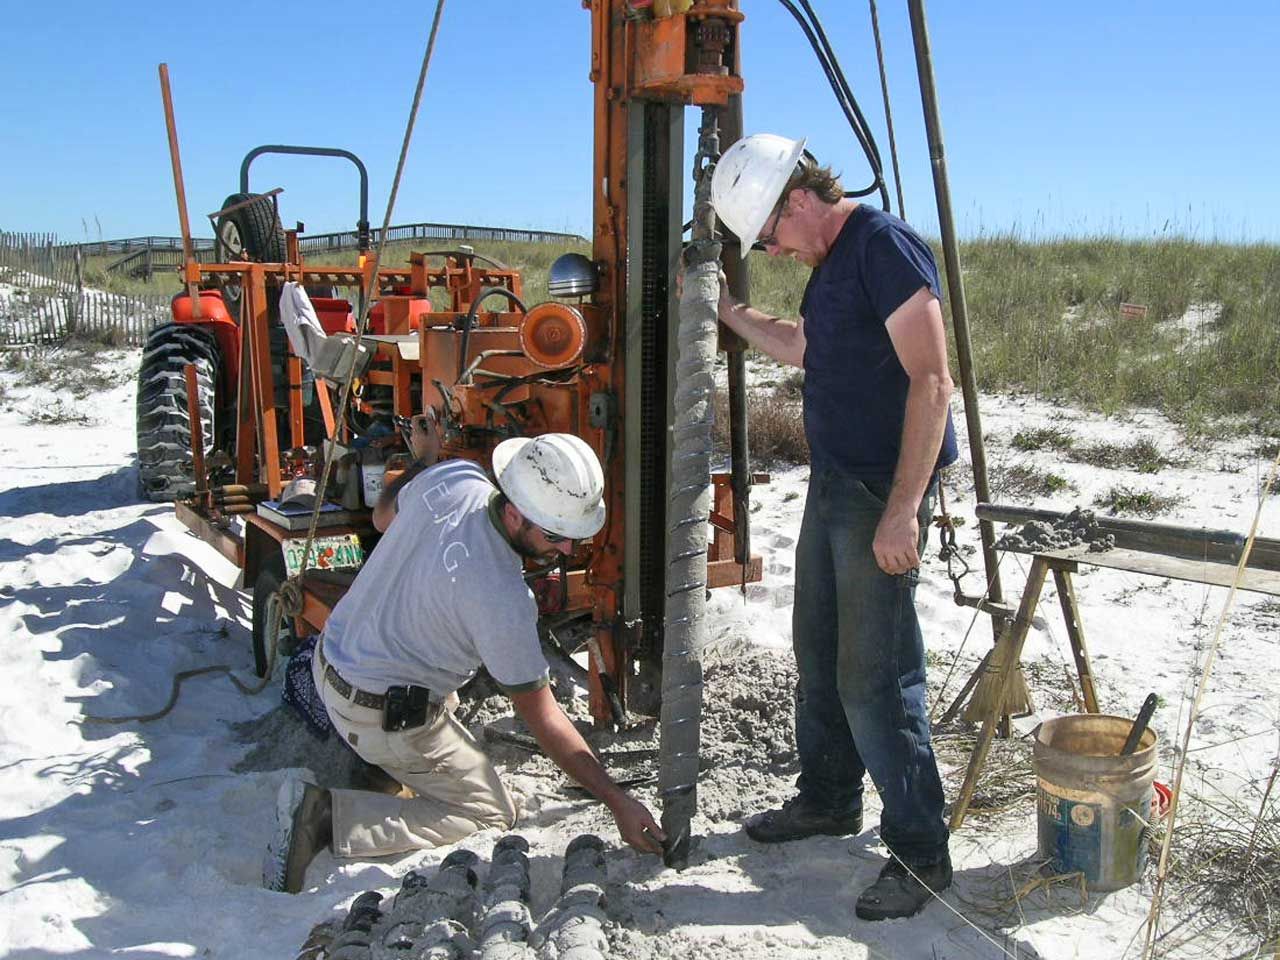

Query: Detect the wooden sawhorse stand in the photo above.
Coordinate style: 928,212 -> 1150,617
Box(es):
949,552 -> 1093,829
948,505 -> 1280,830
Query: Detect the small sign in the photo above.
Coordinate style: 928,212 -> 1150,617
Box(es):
282,533 -> 365,578
1119,302 -> 1148,320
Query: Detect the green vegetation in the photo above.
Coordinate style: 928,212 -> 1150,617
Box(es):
1093,484 -> 1183,517
74,232 -> 1280,440
1011,426 -> 1076,452
1069,437 -> 1174,473
994,463 -> 1074,499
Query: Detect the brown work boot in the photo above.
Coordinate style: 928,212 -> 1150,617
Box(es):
264,778 -> 332,894
854,853 -> 952,921
744,796 -> 863,844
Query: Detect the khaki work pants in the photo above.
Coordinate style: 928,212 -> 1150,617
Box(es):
313,644 -> 519,858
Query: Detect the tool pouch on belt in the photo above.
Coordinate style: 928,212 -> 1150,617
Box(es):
382,685 -> 438,732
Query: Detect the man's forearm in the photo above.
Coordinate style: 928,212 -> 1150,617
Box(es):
513,688 -> 626,808
372,459 -> 432,532
719,300 -> 805,368
887,372 -> 952,518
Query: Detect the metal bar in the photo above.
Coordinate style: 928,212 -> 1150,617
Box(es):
950,554 -> 1051,829
246,266 -> 282,496
287,356 -> 305,450
174,501 -> 244,568
239,146 -> 370,249
157,64 -> 202,320
235,295 -> 257,486
906,0 -> 1002,619
315,377 -> 336,438
720,81 -> 752,570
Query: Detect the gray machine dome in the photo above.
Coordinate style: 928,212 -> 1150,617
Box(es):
548,253 -> 599,298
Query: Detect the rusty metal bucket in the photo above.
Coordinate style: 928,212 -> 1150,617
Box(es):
1033,714 -> 1158,891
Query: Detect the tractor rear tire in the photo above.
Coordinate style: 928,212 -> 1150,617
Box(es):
251,554 -> 294,679
215,192 -> 286,320
135,323 -> 220,502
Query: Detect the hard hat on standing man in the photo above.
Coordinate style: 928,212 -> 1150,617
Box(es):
710,133 -> 807,255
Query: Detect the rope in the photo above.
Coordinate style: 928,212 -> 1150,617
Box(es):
1141,445 -> 1280,958
867,0 -> 906,219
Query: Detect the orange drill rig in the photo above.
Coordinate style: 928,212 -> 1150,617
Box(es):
145,1 -> 759,740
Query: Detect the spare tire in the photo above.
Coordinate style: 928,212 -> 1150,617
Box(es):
215,192 -> 286,321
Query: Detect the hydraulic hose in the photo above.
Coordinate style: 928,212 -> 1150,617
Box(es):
456,287 -> 528,382
776,0 -> 890,209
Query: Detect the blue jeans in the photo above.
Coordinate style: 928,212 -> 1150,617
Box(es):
791,469 -> 949,865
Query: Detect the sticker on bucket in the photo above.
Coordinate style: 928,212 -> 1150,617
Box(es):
1039,789 -> 1107,882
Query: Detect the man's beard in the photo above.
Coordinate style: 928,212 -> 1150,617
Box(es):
513,520 -> 558,563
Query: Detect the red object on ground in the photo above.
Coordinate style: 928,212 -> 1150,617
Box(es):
1151,781 -> 1172,820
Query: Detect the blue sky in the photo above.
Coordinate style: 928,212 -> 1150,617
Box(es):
2,2 -> 1275,244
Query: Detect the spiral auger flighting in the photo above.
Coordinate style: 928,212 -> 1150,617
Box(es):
532,834 -> 610,960
301,836 -> 616,960
479,835 -> 536,960
657,106 -> 723,869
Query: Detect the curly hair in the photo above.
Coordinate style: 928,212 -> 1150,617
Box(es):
784,157 -> 844,205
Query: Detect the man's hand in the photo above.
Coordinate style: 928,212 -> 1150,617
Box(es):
873,508 -> 920,575
409,410 -> 440,465
608,794 -> 666,855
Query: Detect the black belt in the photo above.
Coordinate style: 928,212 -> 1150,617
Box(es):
324,663 -> 387,710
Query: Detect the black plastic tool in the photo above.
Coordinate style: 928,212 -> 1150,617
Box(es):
1120,693 -> 1159,755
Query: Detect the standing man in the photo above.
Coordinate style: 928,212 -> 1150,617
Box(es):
710,134 -> 956,921
265,428 -> 665,893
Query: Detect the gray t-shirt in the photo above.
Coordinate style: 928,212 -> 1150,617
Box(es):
321,458 -> 549,696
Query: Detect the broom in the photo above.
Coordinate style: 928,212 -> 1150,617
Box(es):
959,632 -> 1035,724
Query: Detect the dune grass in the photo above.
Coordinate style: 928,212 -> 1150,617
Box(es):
81,232 -> 1279,440
746,235 -> 1280,440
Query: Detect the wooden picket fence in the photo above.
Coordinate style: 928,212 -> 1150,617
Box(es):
0,231 -> 170,347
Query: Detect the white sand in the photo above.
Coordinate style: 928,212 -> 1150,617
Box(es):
0,345 -> 1275,958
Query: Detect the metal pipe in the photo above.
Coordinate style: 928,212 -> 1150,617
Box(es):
721,40 -> 752,570
906,0 -> 1004,619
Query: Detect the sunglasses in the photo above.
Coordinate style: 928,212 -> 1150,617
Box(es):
537,525 -> 575,545
754,200 -> 788,249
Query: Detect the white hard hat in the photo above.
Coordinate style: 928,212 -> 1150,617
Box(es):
492,433 -> 606,539
710,133 -> 807,257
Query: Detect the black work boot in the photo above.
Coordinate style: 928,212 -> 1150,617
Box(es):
744,796 -> 863,844
854,853 -> 952,921
264,779 -> 333,894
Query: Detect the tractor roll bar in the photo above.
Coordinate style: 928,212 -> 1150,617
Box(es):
240,145 -> 371,252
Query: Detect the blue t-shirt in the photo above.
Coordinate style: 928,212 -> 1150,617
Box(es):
799,204 -> 959,479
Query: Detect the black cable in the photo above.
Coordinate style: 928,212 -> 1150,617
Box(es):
455,286 -> 528,382
776,0 -> 891,211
